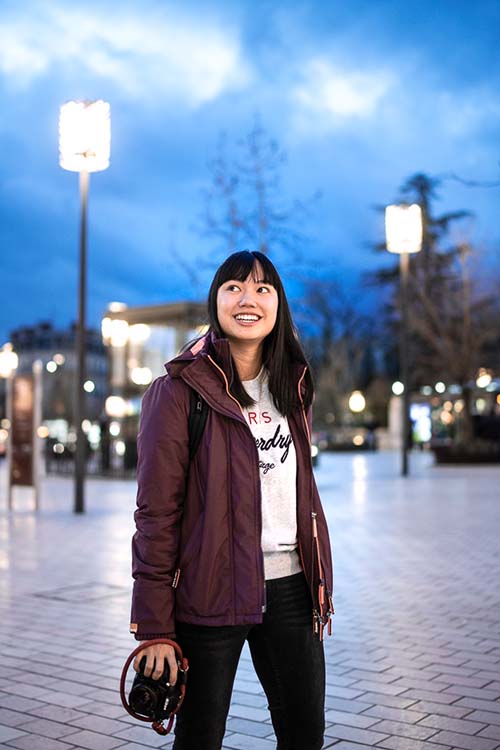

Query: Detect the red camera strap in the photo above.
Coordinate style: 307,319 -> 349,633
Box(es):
119,638 -> 189,736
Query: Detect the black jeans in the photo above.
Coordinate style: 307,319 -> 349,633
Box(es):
172,571 -> 325,750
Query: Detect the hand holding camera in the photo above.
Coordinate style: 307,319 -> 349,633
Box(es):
120,638 -> 188,736
133,642 -> 178,684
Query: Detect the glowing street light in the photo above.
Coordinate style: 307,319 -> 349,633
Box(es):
476,369 -> 492,388
59,99 -> 110,514
0,344 -> 18,378
385,203 -> 423,477
348,391 -> 366,413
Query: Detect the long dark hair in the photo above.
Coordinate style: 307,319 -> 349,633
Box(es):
207,251 -> 313,415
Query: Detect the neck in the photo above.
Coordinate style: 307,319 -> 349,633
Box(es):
228,340 -> 263,381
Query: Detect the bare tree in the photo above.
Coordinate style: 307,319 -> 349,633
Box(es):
408,243 -> 499,441
199,119 -> 319,268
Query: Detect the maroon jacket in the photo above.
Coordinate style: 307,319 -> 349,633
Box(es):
130,332 -> 334,641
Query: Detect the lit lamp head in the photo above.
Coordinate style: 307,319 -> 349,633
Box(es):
385,204 -> 423,254
59,100 -> 111,173
0,343 -> 19,378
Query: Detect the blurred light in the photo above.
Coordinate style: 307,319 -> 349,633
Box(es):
448,384 -> 462,395
0,428 -> 8,442
59,100 -> 110,173
53,353 -> 65,365
115,440 -> 126,456
84,380 -> 95,393
453,399 -> 464,413
475,398 -> 487,413
129,324 -> 151,343
392,381 -> 404,396
108,301 -> 127,312
82,420 -> 92,433
311,445 -> 319,458
349,391 -> 366,413
53,443 -> 65,454
385,204 -> 423,254
410,403 -> 432,442
106,396 -> 128,418
476,369 -> 492,388
46,361 -> 57,373
109,421 -> 121,437
420,385 -> 433,396
87,424 -> 100,447
0,343 -> 19,377
110,319 -> 129,347
37,426 -> 50,438
353,434 -> 365,446
443,401 -> 453,412
440,411 -> 454,425
131,367 -> 153,385
497,394 -> 500,405
1,419 -> 11,429
101,317 -> 112,343
435,382 -> 446,394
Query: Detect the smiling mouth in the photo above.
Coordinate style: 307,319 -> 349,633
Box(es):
234,314 -> 262,322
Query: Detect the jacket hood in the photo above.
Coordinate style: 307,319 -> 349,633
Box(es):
164,329 -> 307,386
164,330 -> 233,378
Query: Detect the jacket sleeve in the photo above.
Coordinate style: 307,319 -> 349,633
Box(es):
129,375 -> 189,640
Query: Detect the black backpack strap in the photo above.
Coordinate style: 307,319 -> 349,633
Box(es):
188,389 -> 209,460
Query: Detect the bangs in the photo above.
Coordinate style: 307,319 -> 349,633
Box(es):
215,251 -> 280,289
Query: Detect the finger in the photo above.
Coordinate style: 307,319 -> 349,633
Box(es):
133,653 -> 145,673
143,654 -> 155,678
151,655 -> 165,681
166,653 -> 178,685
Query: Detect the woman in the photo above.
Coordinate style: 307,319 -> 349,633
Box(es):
130,250 -> 334,750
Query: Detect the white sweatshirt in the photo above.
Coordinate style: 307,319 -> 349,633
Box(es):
242,369 -> 303,580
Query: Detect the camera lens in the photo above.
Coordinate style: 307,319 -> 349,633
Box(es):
130,685 -> 158,716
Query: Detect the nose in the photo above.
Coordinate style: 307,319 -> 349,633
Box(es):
238,289 -> 257,306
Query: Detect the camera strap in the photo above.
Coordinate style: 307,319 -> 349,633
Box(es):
119,638 -> 189,736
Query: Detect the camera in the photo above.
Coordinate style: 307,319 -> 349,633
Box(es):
128,655 -> 185,723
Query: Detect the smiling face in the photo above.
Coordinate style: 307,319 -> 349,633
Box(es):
216,262 -> 279,346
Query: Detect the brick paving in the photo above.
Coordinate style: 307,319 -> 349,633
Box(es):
0,450 -> 499,749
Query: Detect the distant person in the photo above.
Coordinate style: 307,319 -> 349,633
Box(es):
129,251 -> 334,750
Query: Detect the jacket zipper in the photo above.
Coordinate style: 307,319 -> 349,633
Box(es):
206,354 -> 266,615
297,367 -> 334,640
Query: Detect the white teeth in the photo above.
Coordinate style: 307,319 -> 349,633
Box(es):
235,314 -> 260,321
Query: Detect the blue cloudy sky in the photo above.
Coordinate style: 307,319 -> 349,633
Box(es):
1,0 -> 499,343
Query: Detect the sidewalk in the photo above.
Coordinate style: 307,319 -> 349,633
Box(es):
0,451 -> 499,749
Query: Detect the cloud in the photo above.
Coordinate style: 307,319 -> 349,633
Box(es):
292,57 -> 395,128
0,3 -> 251,105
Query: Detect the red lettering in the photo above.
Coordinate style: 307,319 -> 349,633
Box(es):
248,412 -> 257,424
262,411 -> 272,424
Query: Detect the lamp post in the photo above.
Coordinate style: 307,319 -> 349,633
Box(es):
0,344 -> 18,508
59,100 -> 110,513
385,204 -> 422,476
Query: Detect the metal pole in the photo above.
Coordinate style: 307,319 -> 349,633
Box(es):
33,360 -> 43,512
400,251 -> 410,477
74,170 -> 89,513
6,372 -> 13,511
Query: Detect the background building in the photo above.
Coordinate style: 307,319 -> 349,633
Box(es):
101,300 -> 207,472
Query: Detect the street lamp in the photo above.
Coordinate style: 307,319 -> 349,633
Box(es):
59,100 -> 110,513
385,203 -> 422,476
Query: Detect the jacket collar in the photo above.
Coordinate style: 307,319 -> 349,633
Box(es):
165,330 -> 308,408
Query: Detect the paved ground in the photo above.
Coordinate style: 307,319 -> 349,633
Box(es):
0,450 -> 499,750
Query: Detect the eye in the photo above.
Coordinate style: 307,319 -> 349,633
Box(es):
226,283 -> 241,292
257,286 -> 271,293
